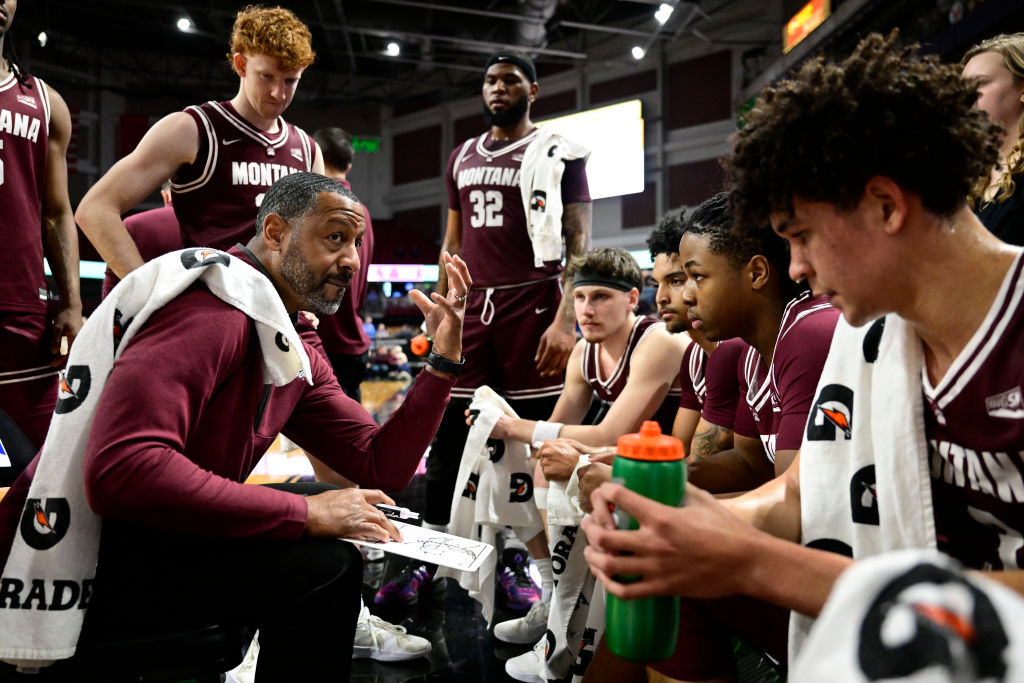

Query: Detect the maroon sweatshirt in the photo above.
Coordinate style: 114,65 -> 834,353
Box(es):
0,249 -> 452,564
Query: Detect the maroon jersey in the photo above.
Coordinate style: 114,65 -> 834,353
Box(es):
678,339 -> 706,411
171,100 -> 316,250
926,253 -> 1024,570
102,206 -> 182,299
315,177 -> 374,356
701,338 -> 745,430
446,129 -> 590,288
735,292 -> 839,462
0,73 -> 51,313
581,317 -> 680,434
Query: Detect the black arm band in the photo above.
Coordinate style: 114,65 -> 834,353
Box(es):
426,350 -> 465,376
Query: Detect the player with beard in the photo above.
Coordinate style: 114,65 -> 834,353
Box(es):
0,172 -> 471,680
384,50 -> 592,609
0,0 -> 83,447
76,5 -> 324,277
647,211 -> 743,457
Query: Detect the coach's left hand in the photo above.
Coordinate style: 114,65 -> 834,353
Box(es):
412,252 -> 471,373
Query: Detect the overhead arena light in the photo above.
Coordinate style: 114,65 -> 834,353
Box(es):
176,17 -> 193,32
655,3 -> 675,25
386,42 -> 401,57
37,31 -> 47,47
631,46 -> 646,60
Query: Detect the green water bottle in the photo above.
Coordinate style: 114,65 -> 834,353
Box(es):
605,420 -> 685,661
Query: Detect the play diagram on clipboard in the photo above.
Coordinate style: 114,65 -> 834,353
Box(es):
347,522 -> 493,573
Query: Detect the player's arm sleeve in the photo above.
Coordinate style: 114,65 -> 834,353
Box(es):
773,310 -> 840,452
285,355 -> 454,492
701,339 -> 744,429
83,295 -> 308,540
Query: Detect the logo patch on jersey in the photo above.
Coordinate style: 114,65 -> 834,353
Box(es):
857,563 -> 1009,681
850,465 -> 879,526
509,472 -> 533,502
222,138 -> 241,146
0,435 -> 9,469
20,497 -> 71,550
290,148 -> 302,161
985,386 -> 1024,419
530,190 -> 547,213
807,384 -> 854,441
55,365 -> 92,415
16,94 -> 37,109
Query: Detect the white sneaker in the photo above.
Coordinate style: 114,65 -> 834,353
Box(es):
493,600 -> 550,644
224,630 -> 259,683
504,638 -> 547,683
353,603 -> 432,662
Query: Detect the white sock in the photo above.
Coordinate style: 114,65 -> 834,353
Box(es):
534,557 -> 554,603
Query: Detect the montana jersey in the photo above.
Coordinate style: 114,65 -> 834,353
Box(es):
581,317 -> 681,434
171,100 -> 316,250
700,338 -> 745,430
926,252 -> 1024,570
0,73 -> 51,313
446,129 -> 590,288
735,292 -> 839,462
678,339 -> 707,411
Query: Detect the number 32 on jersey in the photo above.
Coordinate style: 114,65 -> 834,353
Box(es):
468,189 -> 503,228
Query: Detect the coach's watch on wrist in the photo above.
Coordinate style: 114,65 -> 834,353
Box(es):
426,350 -> 465,376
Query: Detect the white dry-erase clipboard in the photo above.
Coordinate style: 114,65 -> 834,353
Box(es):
347,522 -> 494,573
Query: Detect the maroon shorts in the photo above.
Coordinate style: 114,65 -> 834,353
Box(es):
647,596 -> 788,680
452,277 -> 565,400
0,311 -> 58,447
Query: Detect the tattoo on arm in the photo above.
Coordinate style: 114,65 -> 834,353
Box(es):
691,423 -> 733,460
558,202 -> 592,325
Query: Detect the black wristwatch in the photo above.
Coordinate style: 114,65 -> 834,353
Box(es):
426,350 -> 465,376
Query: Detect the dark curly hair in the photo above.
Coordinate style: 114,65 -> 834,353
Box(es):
647,210 -> 688,259
686,193 -> 803,299
725,31 -> 1001,230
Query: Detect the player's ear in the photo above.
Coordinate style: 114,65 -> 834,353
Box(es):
529,82 -> 538,103
629,287 -> 639,309
863,175 -> 907,235
232,53 -> 247,78
747,255 -> 771,291
262,213 -> 290,252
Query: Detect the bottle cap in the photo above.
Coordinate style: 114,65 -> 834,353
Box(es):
616,421 -> 684,461
409,334 -> 431,356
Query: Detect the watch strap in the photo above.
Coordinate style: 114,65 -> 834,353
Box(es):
426,350 -> 465,376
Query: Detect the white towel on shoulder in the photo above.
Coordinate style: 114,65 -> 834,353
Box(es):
519,127 -> 590,267
793,314 -> 936,659
0,248 -> 311,667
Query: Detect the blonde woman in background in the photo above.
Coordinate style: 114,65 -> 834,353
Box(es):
963,33 -> 1024,245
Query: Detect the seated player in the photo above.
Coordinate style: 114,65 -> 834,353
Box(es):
489,248 -> 687,683
581,193 -> 840,683
583,31 -> 1024,674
